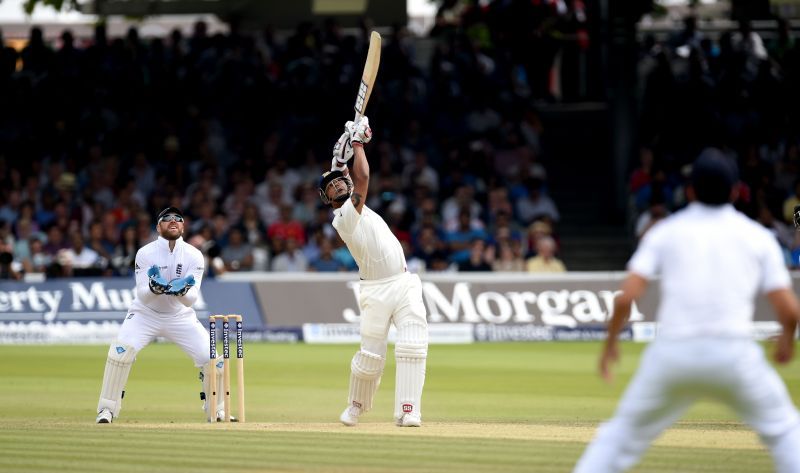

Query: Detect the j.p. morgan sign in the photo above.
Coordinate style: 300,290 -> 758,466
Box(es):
250,273 -> 658,327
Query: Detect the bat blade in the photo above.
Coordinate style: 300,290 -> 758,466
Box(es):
354,31 -> 381,121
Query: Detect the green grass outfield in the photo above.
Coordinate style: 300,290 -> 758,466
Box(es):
0,342 -> 797,472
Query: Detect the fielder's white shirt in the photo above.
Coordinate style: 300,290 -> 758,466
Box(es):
628,202 -> 790,339
130,236 -> 205,316
332,199 -> 406,280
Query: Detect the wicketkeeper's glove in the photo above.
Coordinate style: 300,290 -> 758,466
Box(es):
331,131 -> 353,172
794,205 -> 800,229
166,275 -> 196,297
347,116 -> 372,145
147,265 -> 171,295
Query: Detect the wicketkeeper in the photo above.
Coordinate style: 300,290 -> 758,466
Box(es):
95,207 -> 228,423
320,116 -> 429,427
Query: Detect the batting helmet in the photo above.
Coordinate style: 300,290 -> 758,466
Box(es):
318,170 -> 353,205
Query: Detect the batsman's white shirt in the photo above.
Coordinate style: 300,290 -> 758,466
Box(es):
117,236 -> 210,367
574,202 -> 800,473
332,200 -> 406,280
332,199 -> 426,337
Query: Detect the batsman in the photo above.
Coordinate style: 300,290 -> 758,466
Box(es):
320,116 -> 429,427
95,207 -> 228,423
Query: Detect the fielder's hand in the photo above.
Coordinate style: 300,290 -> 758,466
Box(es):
347,116 -> 372,145
147,265 -> 171,295
331,131 -> 353,172
166,275 -> 196,297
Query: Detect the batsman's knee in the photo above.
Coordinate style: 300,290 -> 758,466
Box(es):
395,321 -> 428,359
351,350 -> 385,380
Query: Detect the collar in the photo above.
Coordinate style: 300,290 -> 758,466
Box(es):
687,202 -> 735,214
157,235 -> 183,252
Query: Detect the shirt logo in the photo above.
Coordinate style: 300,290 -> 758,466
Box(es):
176,263 -> 183,277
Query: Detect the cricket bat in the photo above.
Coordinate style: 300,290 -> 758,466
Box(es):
354,31 -> 381,121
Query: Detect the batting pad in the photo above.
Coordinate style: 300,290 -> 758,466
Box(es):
97,342 -> 137,417
200,356 -> 224,421
348,350 -> 385,412
394,322 -> 428,420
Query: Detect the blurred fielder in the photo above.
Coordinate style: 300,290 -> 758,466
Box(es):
95,207 -> 227,423
574,149 -> 800,473
319,116 -> 428,427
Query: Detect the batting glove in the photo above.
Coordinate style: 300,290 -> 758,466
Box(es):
147,265 -> 171,295
331,131 -> 353,172
347,116 -> 372,145
166,275 -> 195,297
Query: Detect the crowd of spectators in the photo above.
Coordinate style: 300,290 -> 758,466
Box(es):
631,15 -> 800,267
0,1 -> 590,280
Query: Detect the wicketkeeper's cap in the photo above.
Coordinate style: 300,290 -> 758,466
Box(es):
157,206 -> 184,222
690,148 -> 738,205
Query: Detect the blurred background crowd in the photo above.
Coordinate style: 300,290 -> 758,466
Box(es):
0,0 -> 798,280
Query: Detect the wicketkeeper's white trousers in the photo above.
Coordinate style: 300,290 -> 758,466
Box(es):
117,309 -> 210,367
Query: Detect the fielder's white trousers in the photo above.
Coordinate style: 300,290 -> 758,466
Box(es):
574,338 -> 800,473
117,309 -> 210,367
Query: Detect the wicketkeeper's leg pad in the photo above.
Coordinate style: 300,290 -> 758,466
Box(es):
200,356 -> 224,421
97,342 -> 137,418
348,350 -> 385,413
394,321 -> 428,421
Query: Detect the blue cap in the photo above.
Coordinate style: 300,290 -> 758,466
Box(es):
690,148 -> 738,205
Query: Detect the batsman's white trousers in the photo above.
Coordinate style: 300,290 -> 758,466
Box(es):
358,272 -> 427,349
117,310 -> 210,368
574,338 -> 800,473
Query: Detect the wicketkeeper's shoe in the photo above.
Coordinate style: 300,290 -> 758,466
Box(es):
95,408 -> 113,424
340,405 -> 362,426
215,409 -> 238,422
396,413 -> 421,427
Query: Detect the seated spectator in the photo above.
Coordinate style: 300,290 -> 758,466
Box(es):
458,238 -> 492,272
271,237 -> 308,272
268,203 -> 306,246
516,178 -> 559,224
60,230 -> 101,277
308,237 -> 346,272
526,236 -> 566,273
42,225 -> 68,259
111,225 -> 139,276
492,240 -> 526,272
445,208 -> 488,264
782,178 -> 800,225
220,226 -> 254,271
635,195 -> 670,240
0,242 -> 21,280
26,237 -> 52,274
524,220 -> 556,257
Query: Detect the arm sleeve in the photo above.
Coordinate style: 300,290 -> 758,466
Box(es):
175,250 -> 205,307
134,249 -> 158,305
626,224 -> 664,280
759,234 -> 792,293
333,199 -> 362,235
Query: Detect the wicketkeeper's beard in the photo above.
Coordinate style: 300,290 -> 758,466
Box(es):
159,226 -> 183,241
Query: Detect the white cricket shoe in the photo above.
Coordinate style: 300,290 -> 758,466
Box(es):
95,408 -> 113,424
215,409 -> 238,422
396,413 -> 421,427
340,405 -> 362,426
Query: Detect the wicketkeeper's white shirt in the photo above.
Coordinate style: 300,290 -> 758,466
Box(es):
130,236 -> 205,316
332,199 -> 407,280
628,202 -> 791,339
